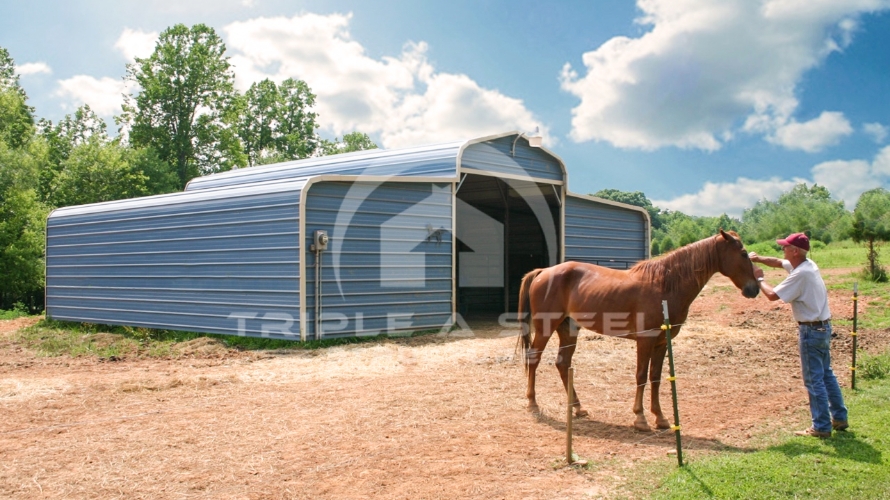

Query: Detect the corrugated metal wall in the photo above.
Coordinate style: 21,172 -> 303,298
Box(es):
46,180 -> 306,338
564,194 -> 649,269
304,181 -> 453,338
461,136 -> 564,182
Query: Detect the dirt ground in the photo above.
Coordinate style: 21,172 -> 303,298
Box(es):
1,268 -> 888,499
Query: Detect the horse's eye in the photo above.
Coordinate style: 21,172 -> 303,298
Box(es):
741,250 -> 749,258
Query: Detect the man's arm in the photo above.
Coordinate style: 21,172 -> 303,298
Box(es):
749,252 -> 784,269
752,266 -> 781,301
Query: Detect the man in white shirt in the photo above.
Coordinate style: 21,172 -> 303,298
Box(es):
749,232 -> 848,438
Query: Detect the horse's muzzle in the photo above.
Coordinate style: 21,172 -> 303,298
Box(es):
742,282 -> 760,298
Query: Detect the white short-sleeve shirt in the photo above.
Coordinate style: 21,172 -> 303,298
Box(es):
773,258 -> 831,322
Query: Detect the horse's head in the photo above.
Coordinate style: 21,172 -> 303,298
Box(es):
716,229 -> 759,298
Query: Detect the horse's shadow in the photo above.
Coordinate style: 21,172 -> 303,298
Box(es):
532,410 -> 757,453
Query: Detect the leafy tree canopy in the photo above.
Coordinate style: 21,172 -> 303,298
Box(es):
741,183 -> 849,244
120,23 -> 243,189
235,78 -> 321,166
851,187 -> 890,281
320,131 -> 378,156
0,49 -> 35,150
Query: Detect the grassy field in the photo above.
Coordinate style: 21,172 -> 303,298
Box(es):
621,377 -> 890,500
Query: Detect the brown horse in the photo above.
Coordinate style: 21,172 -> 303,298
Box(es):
517,230 -> 759,431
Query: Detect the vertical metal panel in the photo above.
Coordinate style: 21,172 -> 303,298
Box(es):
564,194 -> 649,269
45,180 -> 305,338
186,143 -> 463,191
303,180 -> 453,338
460,136 -> 564,182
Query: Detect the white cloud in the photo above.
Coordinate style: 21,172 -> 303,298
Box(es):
811,159 -> 877,206
54,75 -> 127,116
15,62 -> 52,76
223,13 -> 548,149
864,122 -> 888,143
561,0 -> 890,151
655,144 -> 890,215
652,177 -> 804,216
115,28 -> 158,62
768,111 -> 853,152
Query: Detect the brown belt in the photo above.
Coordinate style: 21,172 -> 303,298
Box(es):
798,320 -> 830,326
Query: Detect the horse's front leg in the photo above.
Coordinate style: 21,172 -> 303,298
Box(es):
555,319 -> 588,417
649,337 -> 671,429
633,338 -> 654,431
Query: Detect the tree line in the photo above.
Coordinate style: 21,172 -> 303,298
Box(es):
0,24 -> 377,310
593,185 -> 890,280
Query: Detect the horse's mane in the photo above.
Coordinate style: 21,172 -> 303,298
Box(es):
629,236 -> 720,295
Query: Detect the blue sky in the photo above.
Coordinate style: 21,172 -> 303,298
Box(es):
2,0 -> 889,216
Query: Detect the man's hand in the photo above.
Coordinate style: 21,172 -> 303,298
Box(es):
753,266 -> 765,279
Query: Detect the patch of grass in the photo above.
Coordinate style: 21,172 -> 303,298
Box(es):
859,351 -> 890,380
0,302 -> 31,320
620,379 -> 890,500
13,319 -> 403,359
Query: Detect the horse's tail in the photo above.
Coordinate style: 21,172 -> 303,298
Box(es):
516,268 -> 543,374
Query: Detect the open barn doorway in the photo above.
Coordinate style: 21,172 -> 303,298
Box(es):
454,174 -> 561,320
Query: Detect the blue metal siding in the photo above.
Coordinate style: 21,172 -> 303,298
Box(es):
186,143 -> 463,191
564,195 -> 648,269
46,180 -> 305,338
304,181 -> 453,338
461,136 -> 564,182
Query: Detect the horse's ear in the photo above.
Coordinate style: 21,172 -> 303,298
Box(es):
719,228 -> 735,243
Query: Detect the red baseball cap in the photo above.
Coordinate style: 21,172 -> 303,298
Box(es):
776,232 -> 810,251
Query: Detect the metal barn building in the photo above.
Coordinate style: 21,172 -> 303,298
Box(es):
45,132 -> 650,340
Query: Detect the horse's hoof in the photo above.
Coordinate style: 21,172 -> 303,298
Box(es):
575,408 -> 589,418
655,419 -> 671,430
634,421 -> 652,432
527,404 -> 540,413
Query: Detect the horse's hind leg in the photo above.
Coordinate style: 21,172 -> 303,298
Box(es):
525,314 -> 555,413
555,319 -> 588,417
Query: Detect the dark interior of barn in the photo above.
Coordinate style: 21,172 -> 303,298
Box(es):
454,174 -> 561,319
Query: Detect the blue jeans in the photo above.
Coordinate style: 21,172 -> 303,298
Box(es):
799,323 -> 848,433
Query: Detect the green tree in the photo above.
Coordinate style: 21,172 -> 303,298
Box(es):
235,78 -> 321,166
51,136 -> 148,207
127,146 -> 180,195
591,188 -> 662,229
851,188 -> 890,282
120,23 -> 244,189
0,48 -> 35,150
741,184 -> 849,244
37,104 -> 109,202
320,131 -> 378,156
0,140 -> 49,308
